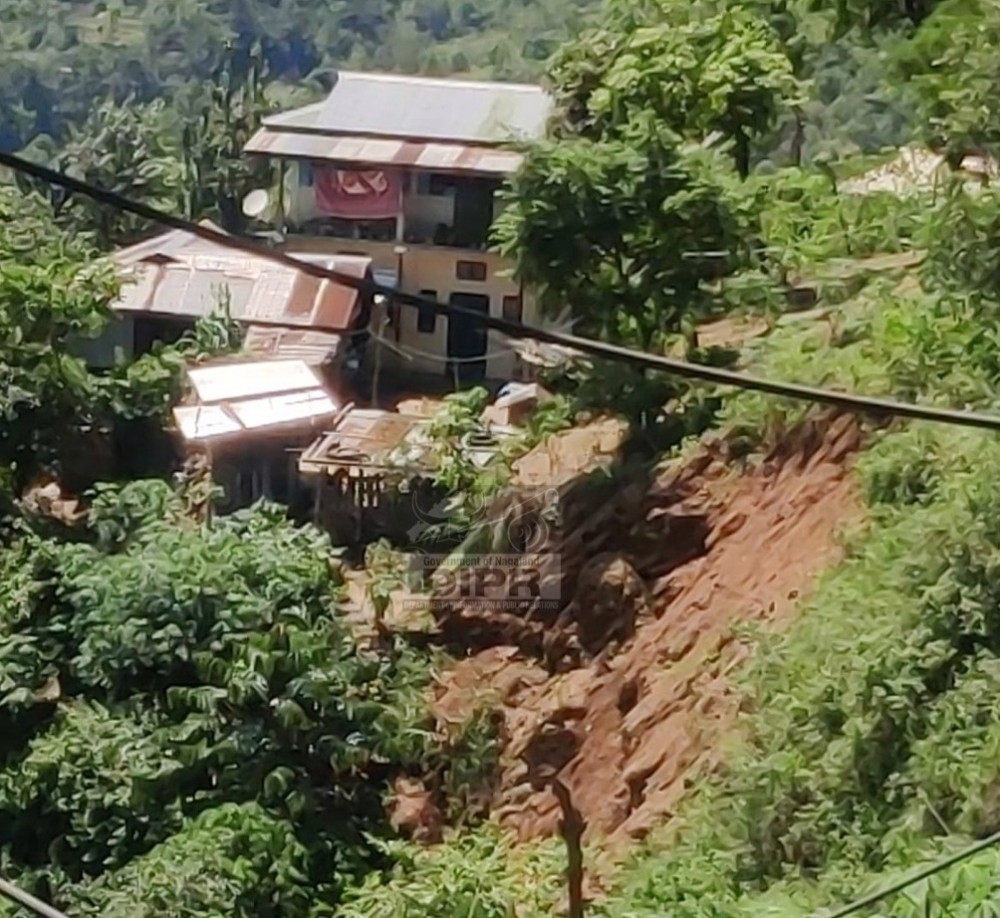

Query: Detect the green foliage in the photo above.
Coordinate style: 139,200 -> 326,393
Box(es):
746,166 -> 924,270
0,190 -> 117,480
180,46 -> 276,233
819,0 -> 941,38
68,803 -> 312,917
22,99 -> 185,248
0,0 -> 601,154
412,388 -> 513,541
551,5 -> 799,176
496,135 -> 748,350
0,188 -> 243,493
337,823 -> 565,917
0,482 -> 454,911
920,183 -> 1000,301
892,0 -> 1000,158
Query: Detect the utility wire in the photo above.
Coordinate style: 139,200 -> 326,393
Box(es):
6,150 -> 1000,433
0,876 -> 70,918
817,830 -> 1000,917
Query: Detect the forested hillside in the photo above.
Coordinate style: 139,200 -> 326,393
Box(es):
6,0 -> 1000,915
0,0 -> 598,152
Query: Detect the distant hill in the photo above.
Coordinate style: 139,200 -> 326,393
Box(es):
0,0 -> 600,151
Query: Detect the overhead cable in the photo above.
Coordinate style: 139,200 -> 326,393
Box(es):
0,876 -> 70,918
817,830 -> 1000,918
5,151 -> 1000,433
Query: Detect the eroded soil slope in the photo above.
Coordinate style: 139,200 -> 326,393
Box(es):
433,412 -> 862,847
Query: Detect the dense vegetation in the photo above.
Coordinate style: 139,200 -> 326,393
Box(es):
0,0 -> 600,154
5,0 -> 1000,914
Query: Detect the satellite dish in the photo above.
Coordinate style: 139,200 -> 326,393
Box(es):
242,189 -> 272,220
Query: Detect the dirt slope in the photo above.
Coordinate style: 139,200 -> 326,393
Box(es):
433,412 -> 862,847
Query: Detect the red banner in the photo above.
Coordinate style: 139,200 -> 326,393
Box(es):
314,167 -> 402,220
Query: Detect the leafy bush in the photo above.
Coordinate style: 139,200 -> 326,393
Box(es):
0,482 -> 454,911
337,823 -> 565,918
68,803 -> 312,917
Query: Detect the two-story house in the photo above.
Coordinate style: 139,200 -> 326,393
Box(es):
243,71 -> 553,385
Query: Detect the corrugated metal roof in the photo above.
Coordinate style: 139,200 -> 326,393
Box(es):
173,358 -> 339,443
262,71 -> 552,145
110,229 -> 371,334
188,359 -> 322,403
112,221 -> 228,268
298,405 -> 515,477
299,409 -> 427,472
244,128 -> 524,175
242,327 -> 344,365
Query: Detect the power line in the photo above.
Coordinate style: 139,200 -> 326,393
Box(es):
5,150 -> 1000,433
817,830 -> 1000,918
0,876 -> 70,918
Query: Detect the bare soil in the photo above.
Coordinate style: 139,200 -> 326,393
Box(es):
431,411 -> 862,848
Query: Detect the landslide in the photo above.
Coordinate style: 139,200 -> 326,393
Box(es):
432,410 -> 862,847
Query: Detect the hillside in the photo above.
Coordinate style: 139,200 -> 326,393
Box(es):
6,0 -> 1000,915
0,0 -> 599,152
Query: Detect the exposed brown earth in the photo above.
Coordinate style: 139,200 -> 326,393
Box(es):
431,411 -> 863,848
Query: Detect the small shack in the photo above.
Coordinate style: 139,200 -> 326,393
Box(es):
76,225 -> 374,373
298,406 -> 516,545
172,358 -> 342,512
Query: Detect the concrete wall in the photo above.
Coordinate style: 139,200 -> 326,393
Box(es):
279,161 -> 532,382
282,234 -> 535,381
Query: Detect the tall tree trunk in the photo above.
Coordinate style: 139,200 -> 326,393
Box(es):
734,128 -> 751,179
790,107 -> 805,167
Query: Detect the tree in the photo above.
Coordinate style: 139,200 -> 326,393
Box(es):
180,45 -> 276,233
0,188 -> 117,486
39,99 -> 184,248
892,0 -> 1000,161
0,483 -> 448,911
495,129 -> 748,350
549,4 -> 799,177
816,0 -> 942,38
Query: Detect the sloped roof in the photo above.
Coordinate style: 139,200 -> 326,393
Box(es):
262,71 -> 553,145
173,358 -> 339,442
243,130 -> 524,175
110,228 -> 371,337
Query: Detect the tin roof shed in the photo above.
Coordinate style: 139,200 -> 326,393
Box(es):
173,358 -> 341,443
109,228 -> 372,363
262,71 -> 552,144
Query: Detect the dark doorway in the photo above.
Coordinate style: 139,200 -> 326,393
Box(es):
133,315 -> 195,357
452,179 -> 497,248
447,292 -> 490,384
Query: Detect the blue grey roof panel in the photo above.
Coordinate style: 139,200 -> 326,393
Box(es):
263,71 -> 553,145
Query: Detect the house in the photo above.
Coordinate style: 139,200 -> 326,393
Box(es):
75,224 -> 375,375
298,404 -> 517,544
172,357 -> 344,513
243,70 -> 555,385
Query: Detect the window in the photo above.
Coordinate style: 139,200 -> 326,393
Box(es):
456,260 -> 487,282
417,290 -> 438,334
414,173 -> 456,196
502,295 -> 523,322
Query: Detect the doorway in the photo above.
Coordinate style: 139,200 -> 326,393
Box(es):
446,292 -> 490,385
452,179 -> 497,248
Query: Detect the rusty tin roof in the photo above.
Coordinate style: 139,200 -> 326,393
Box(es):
173,358 -> 340,443
244,129 -> 524,175
111,228 -> 371,335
